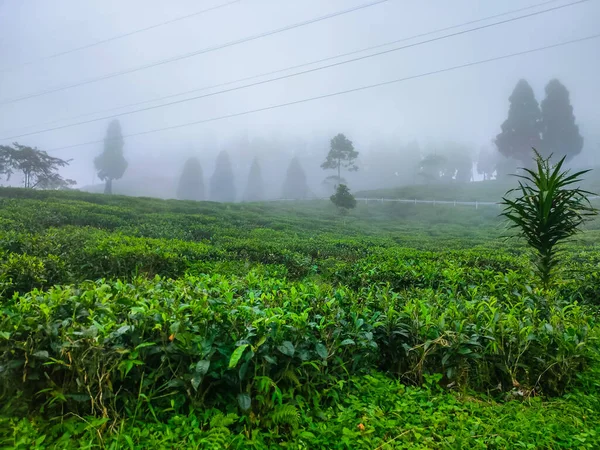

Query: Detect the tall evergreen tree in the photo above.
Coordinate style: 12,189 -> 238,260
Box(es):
94,119 -> 127,194
243,157 -> 264,202
282,157 -> 310,199
495,79 -> 541,165
209,150 -> 236,202
321,133 -> 359,187
540,79 -> 583,162
176,157 -> 204,201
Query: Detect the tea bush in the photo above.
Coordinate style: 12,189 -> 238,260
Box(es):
0,187 -> 599,448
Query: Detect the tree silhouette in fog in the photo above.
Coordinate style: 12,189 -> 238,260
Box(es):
495,79 -> 541,167
177,157 -> 204,201
209,150 -> 236,202
243,157 -> 265,202
282,157 -> 310,199
540,79 -> 583,162
95,120 -> 128,195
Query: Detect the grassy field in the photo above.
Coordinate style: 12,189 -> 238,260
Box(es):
1,187 -> 599,449
355,173 -> 600,202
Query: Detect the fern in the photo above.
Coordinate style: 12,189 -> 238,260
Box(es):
282,369 -> 301,388
199,427 -> 230,450
271,404 -> 299,429
209,412 -> 238,428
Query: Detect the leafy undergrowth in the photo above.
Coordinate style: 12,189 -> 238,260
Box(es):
1,187 -> 600,448
2,370 -> 599,449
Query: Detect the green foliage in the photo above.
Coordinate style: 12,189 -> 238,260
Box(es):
0,143 -> 74,189
496,79 -> 542,165
330,184 -> 356,212
0,187 -> 599,448
94,119 -> 128,194
501,150 -> 597,286
176,157 -> 204,201
209,150 -> 236,202
2,369 -> 600,448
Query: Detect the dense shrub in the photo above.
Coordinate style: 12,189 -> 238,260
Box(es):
1,187 -> 600,447
1,273 -> 596,422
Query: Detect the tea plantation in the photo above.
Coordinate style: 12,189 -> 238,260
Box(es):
1,187 -> 599,449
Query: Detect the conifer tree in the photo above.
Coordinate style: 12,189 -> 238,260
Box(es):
243,157 -> 265,202
540,79 -> 583,162
495,79 -> 541,165
94,119 -> 127,194
209,150 -> 236,202
176,157 -> 204,201
282,157 -> 310,199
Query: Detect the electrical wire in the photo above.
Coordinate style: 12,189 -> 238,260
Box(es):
0,0 -> 244,73
0,0 -> 391,105
0,0 -> 573,137
44,33 -> 600,154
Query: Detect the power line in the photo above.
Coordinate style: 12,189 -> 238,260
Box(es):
0,0 -> 390,106
0,0 -> 572,137
45,33 -> 600,154
0,0 -> 244,74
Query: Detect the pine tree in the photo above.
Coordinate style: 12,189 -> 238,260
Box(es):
321,133 -> 359,187
209,151 -> 236,202
94,119 -> 128,194
176,157 -> 204,201
243,157 -> 264,202
495,79 -> 541,165
282,157 -> 310,199
540,79 -> 583,162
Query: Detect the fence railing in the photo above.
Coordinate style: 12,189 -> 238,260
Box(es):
271,195 -> 600,209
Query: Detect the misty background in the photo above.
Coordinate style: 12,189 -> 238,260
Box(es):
1,0 -> 599,199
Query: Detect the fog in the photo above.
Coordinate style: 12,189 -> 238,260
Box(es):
1,0 -> 599,198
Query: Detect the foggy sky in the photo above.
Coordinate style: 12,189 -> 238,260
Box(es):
1,0 -> 599,189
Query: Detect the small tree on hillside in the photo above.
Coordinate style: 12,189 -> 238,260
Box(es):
321,133 -> 359,189
540,79 -> 583,162
477,147 -> 497,180
243,157 -> 265,202
495,79 -> 542,166
95,119 -> 127,194
330,184 -> 356,214
0,143 -> 75,189
176,157 -> 204,201
501,149 -> 597,287
282,157 -> 310,199
209,150 -> 236,202
418,153 -> 448,182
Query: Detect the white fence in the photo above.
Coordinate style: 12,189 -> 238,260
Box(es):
272,195 -> 600,209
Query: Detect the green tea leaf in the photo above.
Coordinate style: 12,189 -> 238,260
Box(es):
316,343 -> 328,359
229,344 -> 249,369
237,393 -> 251,411
191,374 -> 203,391
277,341 -> 295,357
195,360 -> 210,375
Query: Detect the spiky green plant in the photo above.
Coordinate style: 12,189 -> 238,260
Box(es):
501,149 -> 597,287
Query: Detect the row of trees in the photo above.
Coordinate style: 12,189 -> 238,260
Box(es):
482,78 -> 583,179
177,152 -> 312,202
176,132 -> 361,202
